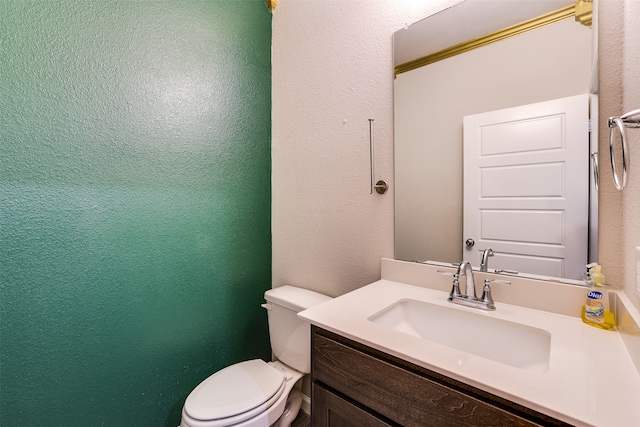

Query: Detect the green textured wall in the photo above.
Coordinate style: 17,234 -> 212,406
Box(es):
0,1 -> 272,425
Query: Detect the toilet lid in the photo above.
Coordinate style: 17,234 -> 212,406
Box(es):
184,359 -> 285,422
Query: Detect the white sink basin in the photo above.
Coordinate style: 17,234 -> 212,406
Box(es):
368,299 -> 551,373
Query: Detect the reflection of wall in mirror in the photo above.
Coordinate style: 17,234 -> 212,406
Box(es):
394,17 -> 592,264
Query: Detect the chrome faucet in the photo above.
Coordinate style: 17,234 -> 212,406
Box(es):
480,248 -> 494,272
438,260 -> 510,311
457,260 -> 477,299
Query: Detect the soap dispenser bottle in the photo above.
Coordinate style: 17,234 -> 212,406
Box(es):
581,263 -> 615,330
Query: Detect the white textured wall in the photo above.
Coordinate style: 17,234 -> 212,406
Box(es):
272,0 -> 459,296
621,0 -> 640,308
598,0 -> 640,311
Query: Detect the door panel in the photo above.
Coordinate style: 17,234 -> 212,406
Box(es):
480,210 -> 564,245
480,115 -> 564,155
481,163 -> 564,197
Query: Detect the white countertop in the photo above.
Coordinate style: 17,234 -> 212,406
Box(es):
299,278 -> 640,427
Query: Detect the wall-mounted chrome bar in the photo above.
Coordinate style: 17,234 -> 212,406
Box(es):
369,118 -> 375,194
607,109 -> 640,191
368,118 -> 388,195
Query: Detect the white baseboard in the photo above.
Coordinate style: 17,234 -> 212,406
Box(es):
300,392 -> 311,415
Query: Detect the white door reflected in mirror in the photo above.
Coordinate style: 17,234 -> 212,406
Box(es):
463,94 -> 589,279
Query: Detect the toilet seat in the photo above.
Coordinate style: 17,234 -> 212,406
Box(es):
183,359 -> 285,426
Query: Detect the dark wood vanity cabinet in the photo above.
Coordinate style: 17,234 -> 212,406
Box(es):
310,326 -> 570,427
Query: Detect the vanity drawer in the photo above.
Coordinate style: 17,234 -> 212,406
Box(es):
311,327 -> 566,427
312,382 -> 394,427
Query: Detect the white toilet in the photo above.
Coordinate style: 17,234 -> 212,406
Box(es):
180,285 -> 332,427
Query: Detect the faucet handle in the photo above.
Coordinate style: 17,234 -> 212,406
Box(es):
484,279 -> 511,286
437,270 -> 460,285
437,270 -> 457,277
479,279 -> 511,310
438,270 -> 462,299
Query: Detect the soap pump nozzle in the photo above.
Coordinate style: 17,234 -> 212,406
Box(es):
586,262 -> 605,286
584,264 -> 594,286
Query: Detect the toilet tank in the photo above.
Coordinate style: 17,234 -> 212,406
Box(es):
263,285 -> 332,373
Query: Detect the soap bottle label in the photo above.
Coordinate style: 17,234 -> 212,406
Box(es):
585,290 -> 604,323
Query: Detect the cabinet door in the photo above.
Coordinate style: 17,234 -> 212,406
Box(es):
312,383 -> 393,427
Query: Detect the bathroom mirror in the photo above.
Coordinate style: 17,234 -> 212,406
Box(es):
393,0 -> 597,283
